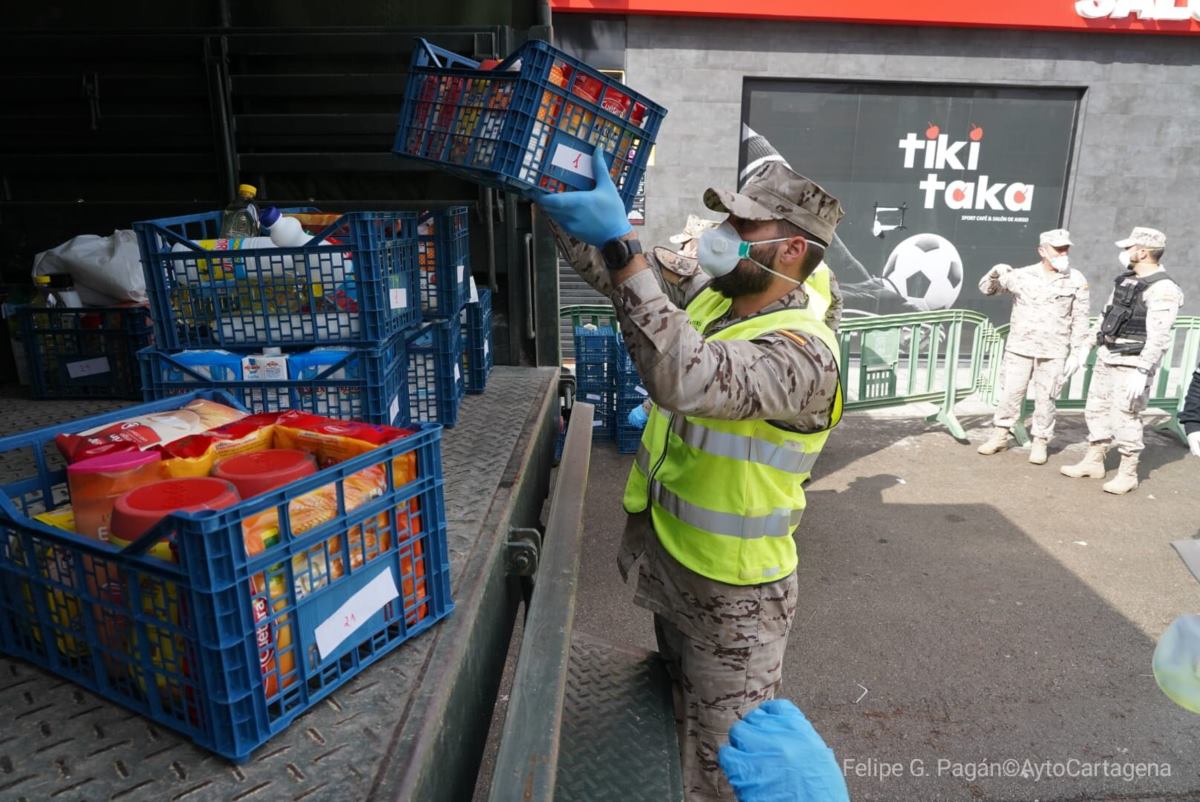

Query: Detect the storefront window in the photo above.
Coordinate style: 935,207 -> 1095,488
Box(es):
742,81 -> 1082,319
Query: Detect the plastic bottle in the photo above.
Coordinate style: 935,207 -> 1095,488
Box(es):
220,184 -> 261,238
31,274 -> 82,307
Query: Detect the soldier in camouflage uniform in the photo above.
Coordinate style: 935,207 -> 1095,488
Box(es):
538,149 -> 843,802
977,229 -> 1091,464
1061,227 -> 1184,494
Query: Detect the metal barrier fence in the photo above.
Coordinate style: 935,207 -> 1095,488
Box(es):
836,309 -> 999,440
560,304 -> 1198,445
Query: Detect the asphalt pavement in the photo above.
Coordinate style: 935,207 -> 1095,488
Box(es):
574,408 -> 1200,802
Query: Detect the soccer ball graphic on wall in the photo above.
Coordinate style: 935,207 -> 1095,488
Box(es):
880,233 -> 964,310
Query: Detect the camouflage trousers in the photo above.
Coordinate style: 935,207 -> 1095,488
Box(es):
1085,359 -> 1152,456
654,615 -> 789,802
993,351 -> 1066,440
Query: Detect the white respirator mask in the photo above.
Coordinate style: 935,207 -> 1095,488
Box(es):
696,220 -> 820,286
1118,250 -> 1134,269
1049,254 -> 1070,273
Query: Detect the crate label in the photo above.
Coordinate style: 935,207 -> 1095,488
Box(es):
314,568 -> 399,661
389,395 -> 400,424
66,357 -> 111,379
584,393 -> 601,402
454,363 -> 462,383
550,143 -> 594,179
636,385 -> 648,397
469,276 -> 479,303
483,340 -> 490,357
390,288 -> 407,310
457,264 -> 465,285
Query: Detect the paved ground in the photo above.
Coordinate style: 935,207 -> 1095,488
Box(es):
575,406 -> 1200,802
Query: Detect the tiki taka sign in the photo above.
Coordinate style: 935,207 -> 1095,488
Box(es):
897,124 -> 1034,215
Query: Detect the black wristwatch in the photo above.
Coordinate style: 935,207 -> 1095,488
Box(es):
601,237 -> 642,271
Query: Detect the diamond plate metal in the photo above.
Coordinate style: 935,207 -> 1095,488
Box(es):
555,632 -> 683,802
0,368 -> 556,802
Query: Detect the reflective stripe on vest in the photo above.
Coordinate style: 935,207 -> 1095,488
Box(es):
634,416 -> 823,476
622,286 -> 843,585
805,262 -> 833,323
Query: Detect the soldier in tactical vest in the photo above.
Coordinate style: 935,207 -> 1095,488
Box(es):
537,144 -> 844,802
976,228 -> 1091,464
1061,227 -> 1184,493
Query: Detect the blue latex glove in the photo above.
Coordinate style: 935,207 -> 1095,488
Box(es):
536,144 -> 632,247
627,403 -> 649,429
718,700 -> 850,802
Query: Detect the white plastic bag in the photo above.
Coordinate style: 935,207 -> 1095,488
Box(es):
32,230 -> 146,306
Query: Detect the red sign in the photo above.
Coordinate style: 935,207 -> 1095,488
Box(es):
549,0 -> 1200,35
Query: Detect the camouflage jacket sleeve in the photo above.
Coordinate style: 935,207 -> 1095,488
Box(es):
826,271 -> 844,331
548,222 -> 707,308
1069,277 -> 1092,354
1135,280 -> 1184,372
610,269 -> 839,424
978,266 -> 1014,296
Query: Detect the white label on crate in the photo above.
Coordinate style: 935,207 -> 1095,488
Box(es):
457,264 -> 465,286
314,568 -> 399,661
66,357 -> 111,379
454,363 -> 462,383
483,340 -> 490,358
389,395 -> 400,424
551,143 -> 594,179
390,288 -> 407,310
636,385 -> 648,397
584,393 -> 601,402
593,418 -> 604,428
469,276 -> 479,303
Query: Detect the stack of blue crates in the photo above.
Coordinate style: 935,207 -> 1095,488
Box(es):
611,335 -> 648,454
133,206 -> 487,428
573,324 -> 617,439
133,209 -> 421,426
462,287 -> 494,394
406,207 -> 473,426
570,324 -> 647,452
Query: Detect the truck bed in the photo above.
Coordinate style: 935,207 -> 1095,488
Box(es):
0,366 -> 560,802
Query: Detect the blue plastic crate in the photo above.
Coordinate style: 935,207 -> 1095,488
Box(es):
394,38 -> 666,211
0,390 -> 451,762
133,211 -> 421,351
139,336 -> 408,427
406,318 -> 465,426
461,289 -> 494,394
573,325 -> 615,390
615,392 -> 649,454
16,305 -> 154,401
418,207 -> 471,318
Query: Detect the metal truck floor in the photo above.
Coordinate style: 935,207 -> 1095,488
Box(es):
0,367 -> 558,802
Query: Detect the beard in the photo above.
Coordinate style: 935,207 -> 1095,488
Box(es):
709,242 -> 779,298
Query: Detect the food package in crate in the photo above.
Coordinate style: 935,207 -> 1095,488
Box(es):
394,38 -> 667,211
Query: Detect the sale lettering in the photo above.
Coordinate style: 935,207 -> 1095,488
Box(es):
1075,0 -> 1200,21
898,125 -> 1034,213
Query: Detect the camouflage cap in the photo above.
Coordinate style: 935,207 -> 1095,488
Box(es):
703,162 -> 845,246
668,214 -> 720,245
1115,226 -> 1166,250
1039,228 -> 1072,247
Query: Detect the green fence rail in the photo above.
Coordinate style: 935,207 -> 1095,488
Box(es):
559,304 -> 1198,445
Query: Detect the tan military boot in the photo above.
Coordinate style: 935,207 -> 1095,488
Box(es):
1028,438 -> 1049,465
1060,444 -> 1109,478
1102,456 -> 1139,495
977,427 -> 1010,455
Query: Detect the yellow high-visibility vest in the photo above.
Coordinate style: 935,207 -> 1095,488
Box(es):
622,287 -> 843,585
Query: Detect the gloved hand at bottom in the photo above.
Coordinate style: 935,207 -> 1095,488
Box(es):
1188,430 -> 1200,457
718,699 -> 850,802
1122,370 -> 1150,408
627,402 -> 650,429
